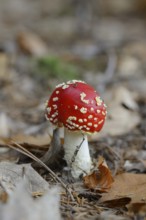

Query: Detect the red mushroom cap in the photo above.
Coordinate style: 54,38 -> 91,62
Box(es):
45,80 -> 107,133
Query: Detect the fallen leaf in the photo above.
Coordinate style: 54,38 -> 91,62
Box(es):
17,31 -> 48,57
0,135 -> 50,164
124,160 -> 146,173
127,77 -> 146,100
0,162 -> 49,194
127,202 -> 146,215
111,86 -> 139,111
118,55 -> 141,77
101,197 -> 131,208
0,134 -> 51,149
100,173 -> 146,207
83,156 -> 114,192
0,192 -> 8,203
99,105 -> 140,137
89,86 -> 141,140
12,134 -> 51,148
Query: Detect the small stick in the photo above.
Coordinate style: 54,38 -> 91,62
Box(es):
8,141 -> 75,202
71,135 -> 85,165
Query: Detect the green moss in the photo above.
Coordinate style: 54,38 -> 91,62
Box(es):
35,56 -> 80,81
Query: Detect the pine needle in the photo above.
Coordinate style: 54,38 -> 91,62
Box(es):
7,141 -> 75,202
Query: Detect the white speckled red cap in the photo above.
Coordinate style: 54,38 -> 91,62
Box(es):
45,80 -> 107,133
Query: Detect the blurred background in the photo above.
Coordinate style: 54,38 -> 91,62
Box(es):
0,0 -> 146,140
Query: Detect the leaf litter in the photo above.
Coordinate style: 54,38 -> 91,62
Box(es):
0,75 -> 145,220
0,162 -> 49,194
83,156 -> 114,192
0,2 -> 146,219
100,172 -> 146,204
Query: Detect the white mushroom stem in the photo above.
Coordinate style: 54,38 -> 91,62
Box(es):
63,128 -> 93,179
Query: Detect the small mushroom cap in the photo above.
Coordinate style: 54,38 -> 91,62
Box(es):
45,80 -> 107,133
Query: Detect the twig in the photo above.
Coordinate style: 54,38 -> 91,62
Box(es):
7,141 -> 75,202
71,135 -> 85,165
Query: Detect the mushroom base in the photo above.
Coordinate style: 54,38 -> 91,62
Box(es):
63,128 -> 93,179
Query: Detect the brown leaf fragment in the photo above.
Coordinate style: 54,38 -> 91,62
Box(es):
12,134 -> 51,147
127,203 -> 146,215
102,197 -> 131,208
17,31 -> 48,57
83,156 -> 114,192
89,86 -> 141,140
0,191 -> 8,203
0,134 -> 51,150
100,173 -> 146,208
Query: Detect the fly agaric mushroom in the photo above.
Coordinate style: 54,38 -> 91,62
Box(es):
45,80 -> 107,179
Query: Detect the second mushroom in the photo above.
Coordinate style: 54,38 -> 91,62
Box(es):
45,80 -> 107,179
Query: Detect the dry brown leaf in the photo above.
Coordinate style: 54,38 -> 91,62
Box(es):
0,191 -> 8,203
83,156 -> 114,192
127,202 -> 146,215
89,86 -> 141,140
17,31 -> 48,57
0,134 -> 51,149
100,173 -> 146,207
12,134 -> 51,148
0,134 -> 51,164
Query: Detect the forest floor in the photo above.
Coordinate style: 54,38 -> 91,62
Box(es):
0,1 -> 146,219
